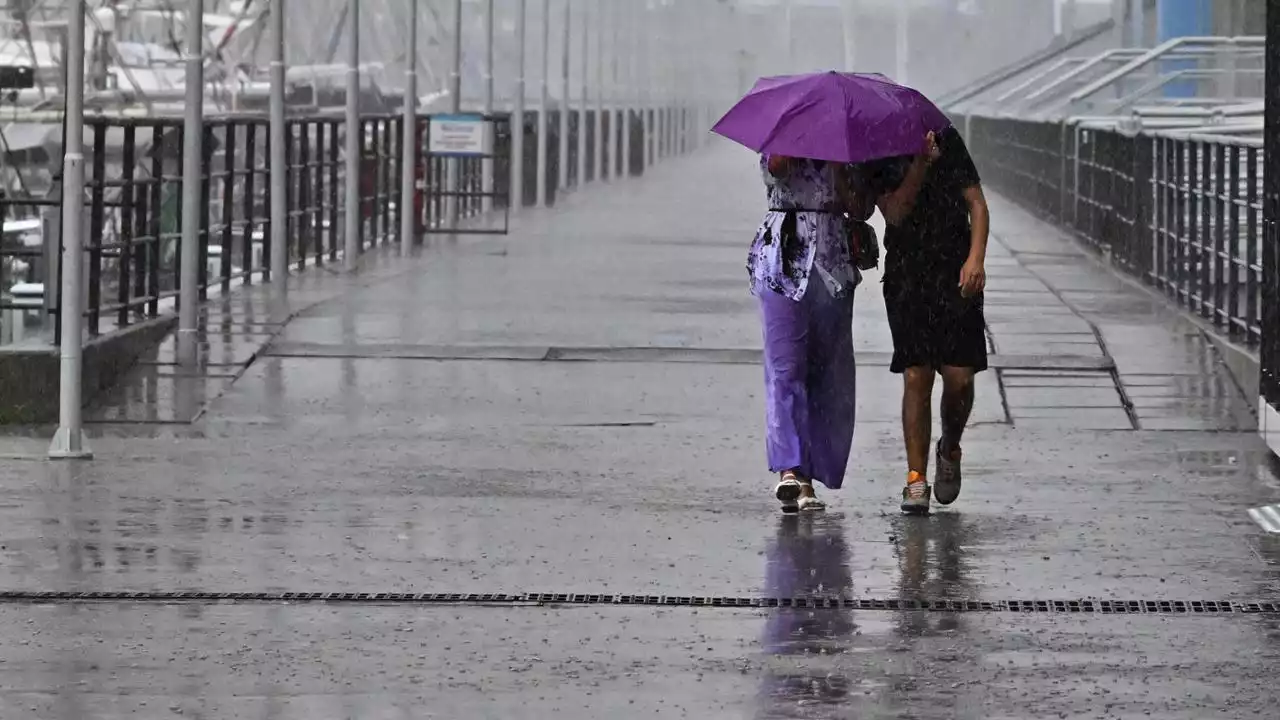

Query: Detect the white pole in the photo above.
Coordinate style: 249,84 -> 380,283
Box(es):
1111,0 -> 1127,48
1131,0 -> 1145,46
270,0 -> 287,283
1062,0 -> 1078,41
655,0 -> 664,162
576,0 -> 587,187
610,0 -> 621,180
512,0 -> 527,212
50,0 -> 90,459
671,0 -> 681,155
447,0 -> 462,227
671,0 -> 679,155
177,0 -> 204,365
784,0 -> 794,72
894,0 -> 908,85
593,0 -> 604,183
557,0 -> 569,192
482,0 -> 495,212
620,0 -> 631,178
536,0 -> 549,206
400,0 -> 417,253
841,0 -> 856,70
343,0 -> 360,270
639,0 -> 649,172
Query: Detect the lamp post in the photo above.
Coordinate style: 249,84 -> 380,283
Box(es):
399,0 -> 417,252
178,0 -> 205,362
512,0 -> 527,212
270,0 -> 287,284
50,0 -> 91,459
558,0 -> 570,191
343,0 -> 360,270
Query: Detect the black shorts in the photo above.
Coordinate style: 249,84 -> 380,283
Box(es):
883,259 -> 988,374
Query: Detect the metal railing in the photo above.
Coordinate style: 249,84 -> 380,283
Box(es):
964,114 -> 1265,347
0,113 -> 454,344
0,104 -> 691,347
954,36 -> 1266,122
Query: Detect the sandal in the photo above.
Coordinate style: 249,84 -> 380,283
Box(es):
775,472 -> 802,514
797,481 -> 826,512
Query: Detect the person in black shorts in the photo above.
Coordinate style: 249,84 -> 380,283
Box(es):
859,127 -> 990,515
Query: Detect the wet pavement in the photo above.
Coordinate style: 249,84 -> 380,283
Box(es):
2,141 -> 1280,717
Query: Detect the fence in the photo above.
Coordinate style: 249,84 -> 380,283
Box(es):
0,104 -> 688,347
963,115 -> 1267,352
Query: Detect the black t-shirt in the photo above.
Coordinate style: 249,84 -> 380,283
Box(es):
864,127 -> 981,272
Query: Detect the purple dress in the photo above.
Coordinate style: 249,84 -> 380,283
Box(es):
750,157 -> 858,490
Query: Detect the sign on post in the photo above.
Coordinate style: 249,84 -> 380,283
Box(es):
428,114 -> 492,156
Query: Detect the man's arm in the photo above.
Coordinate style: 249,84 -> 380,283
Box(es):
876,132 -> 940,226
964,185 -> 989,262
958,184 -> 989,297
877,155 -> 930,225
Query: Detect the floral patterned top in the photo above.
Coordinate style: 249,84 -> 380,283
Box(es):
747,155 -> 859,301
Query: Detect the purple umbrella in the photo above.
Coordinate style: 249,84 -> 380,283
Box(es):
711,71 -> 951,164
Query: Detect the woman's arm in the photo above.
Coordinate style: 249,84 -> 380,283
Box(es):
877,132 -> 940,226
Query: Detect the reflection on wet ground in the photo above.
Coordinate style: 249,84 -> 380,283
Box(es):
759,515 -> 858,711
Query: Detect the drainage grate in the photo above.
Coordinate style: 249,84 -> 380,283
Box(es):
0,591 -> 1273,614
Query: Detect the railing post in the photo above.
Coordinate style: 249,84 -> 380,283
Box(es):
1262,0 -> 1280,412
87,121 -> 106,336
219,122 -> 236,290
198,124 -> 214,299
298,121 -> 313,266
50,0 -> 90,459
1132,133 -> 1154,279
241,122 -> 258,281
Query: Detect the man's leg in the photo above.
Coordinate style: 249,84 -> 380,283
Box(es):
900,366 -> 935,514
934,365 -> 975,505
939,365 -> 976,449
902,366 -> 935,475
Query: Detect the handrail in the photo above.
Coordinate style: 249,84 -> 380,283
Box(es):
936,18 -> 1116,108
1023,48 -> 1147,103
992,58 -> 1086,105
1096,67 -> 1266,117
1067,36 -> 1265,105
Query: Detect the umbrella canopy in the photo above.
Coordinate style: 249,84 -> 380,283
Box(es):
711,71 -> 951,164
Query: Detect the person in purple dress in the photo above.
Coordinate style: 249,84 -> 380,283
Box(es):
749,135 -> 937,513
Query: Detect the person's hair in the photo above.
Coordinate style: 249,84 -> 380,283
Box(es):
853,155 -> 913,197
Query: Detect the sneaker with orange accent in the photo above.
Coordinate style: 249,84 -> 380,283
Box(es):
900,471 -> 931,515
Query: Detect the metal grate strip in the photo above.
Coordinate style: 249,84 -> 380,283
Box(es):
0,591 -> 1272,614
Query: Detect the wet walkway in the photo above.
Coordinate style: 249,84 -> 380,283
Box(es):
1,141 -> 1280,718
